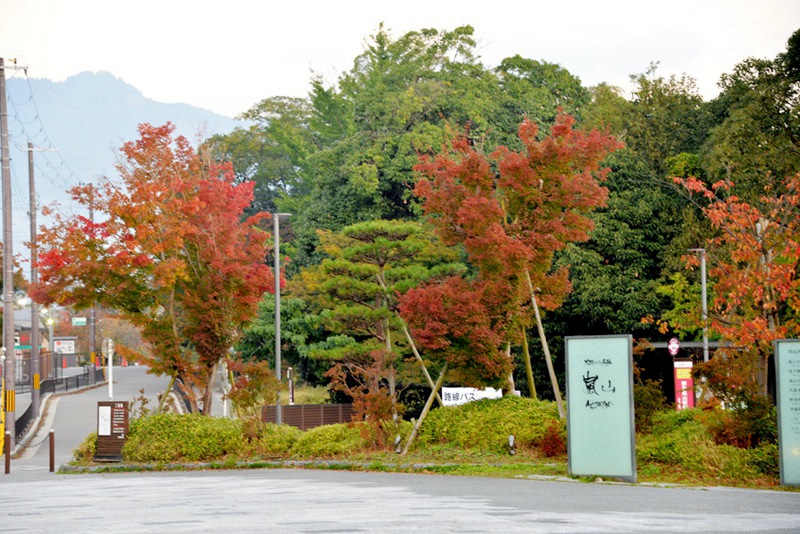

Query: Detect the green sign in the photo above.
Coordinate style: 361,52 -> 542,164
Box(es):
775,339 -> 800,486
566,335 -> 636,482
72,317 -> 87,326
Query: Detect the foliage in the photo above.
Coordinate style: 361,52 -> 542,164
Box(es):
637,408 -> 778,479
72,431 -> 97,465
696,386 -> 778,448
242,422 -> 303,456
633,379 -> 667,433
624,63 -> 710,178
399,277 -> 511,387
294,219 -> 462,423
702,29 -> 800,202
416,396 -> 562,454
123,413 -> 245,463
289,423 -> 371,457
410,114 -> 622,395
32,123 -> 274,414
225,359 -> 281,421
676,173 -> 800,396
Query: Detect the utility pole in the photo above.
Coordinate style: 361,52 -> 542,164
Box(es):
88,184 -> 96,384
27,142 -> 41,415
1,57 -> 26,443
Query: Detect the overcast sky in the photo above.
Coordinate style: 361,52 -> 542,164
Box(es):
2,0 -> 799,118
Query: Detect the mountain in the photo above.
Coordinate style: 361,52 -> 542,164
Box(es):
4,71 -> 243,260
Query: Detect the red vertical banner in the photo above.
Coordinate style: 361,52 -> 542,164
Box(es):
674,359 -> 694,410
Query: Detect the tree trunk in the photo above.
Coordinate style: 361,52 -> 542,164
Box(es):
201,361 -> 218,415
158,372 -> 177,413
504,343 -> 516,394
524,268 -> 565,419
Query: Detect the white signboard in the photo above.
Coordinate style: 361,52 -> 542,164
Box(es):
53,339 -> 75,354
566,335 -> 636,483
775,339 -> 800,486
441,387 -> 502,406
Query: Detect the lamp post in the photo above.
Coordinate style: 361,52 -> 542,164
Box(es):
689,248 -> 709,362
274,213 -> 291,425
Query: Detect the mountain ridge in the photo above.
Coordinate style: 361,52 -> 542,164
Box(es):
4,70 -> 243,259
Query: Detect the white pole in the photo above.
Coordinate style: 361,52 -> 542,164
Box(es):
107,339 -> 114,400
273,213 -> 290,425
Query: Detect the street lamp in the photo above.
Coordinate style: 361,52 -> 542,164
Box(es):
689,248 -> 709,362
274,213 -> 291,425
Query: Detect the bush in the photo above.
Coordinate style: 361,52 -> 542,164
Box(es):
243,422 -> 303,456
701,395 -> 778,448
634,379 -> 667,433
637,409 -> 778,480
290,423 -> 369,457
72,432 -> 97,464
417,396 -> 562,455
123,413 -> 245,463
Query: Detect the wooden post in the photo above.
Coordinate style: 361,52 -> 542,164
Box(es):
402,363 -> 447,455
4,432 -> 10,474
49,430 -> 55,473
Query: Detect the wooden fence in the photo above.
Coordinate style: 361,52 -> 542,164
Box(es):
261,404 -> 354,430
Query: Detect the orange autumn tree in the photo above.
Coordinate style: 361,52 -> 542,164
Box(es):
412,115 -> 621,415
31,123 -> 274,414
675,173 -> 800,399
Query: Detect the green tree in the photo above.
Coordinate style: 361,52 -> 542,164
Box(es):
702,29 -> 800,202
293,219 -> 462,423
625,63 -> 710,178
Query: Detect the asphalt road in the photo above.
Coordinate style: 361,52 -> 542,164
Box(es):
2,368 -> 800,533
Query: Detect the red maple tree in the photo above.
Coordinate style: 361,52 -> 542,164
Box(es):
32,123 -> 274,413
410,115 -> 622,410
676,173 -> 800,398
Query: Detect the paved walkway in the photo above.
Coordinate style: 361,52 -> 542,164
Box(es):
10,366 -> 173,476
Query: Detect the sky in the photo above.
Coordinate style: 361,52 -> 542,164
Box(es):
2,0 -> 799,118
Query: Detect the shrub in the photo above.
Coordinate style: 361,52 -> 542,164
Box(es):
537,420 -> 566,457
701,395 -> 777,448
416,396 -> 561,454
243,422 -> 303,456
637,408 -> 777,480
290,423 -> 369,457
634,379 -> 667,433
72,431 -> 97,464
123,413 -> 245,463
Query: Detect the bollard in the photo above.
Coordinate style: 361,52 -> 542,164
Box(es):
49,430 -> 55,473
4,432 -> 10,474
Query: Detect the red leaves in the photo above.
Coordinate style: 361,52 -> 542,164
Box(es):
32,122 -> 274,414
399,277 -> 511,386
675,172 -> 800,395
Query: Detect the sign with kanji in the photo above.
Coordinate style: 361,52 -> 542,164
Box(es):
441,387 -> 502,406
775,339 -> 800,486
566,335 -> 636,483
95,401 -> 129,461
673,359 -> 695,410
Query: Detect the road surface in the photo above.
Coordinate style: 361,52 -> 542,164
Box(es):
2,367 -> 799,533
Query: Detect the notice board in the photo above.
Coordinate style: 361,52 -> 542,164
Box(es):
775,339 -> 800,486
95,401 -> 129,461
566,335 -> 636,482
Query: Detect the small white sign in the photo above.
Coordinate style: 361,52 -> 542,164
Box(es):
441,387 -> 502,406
98,405 -> 111,436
